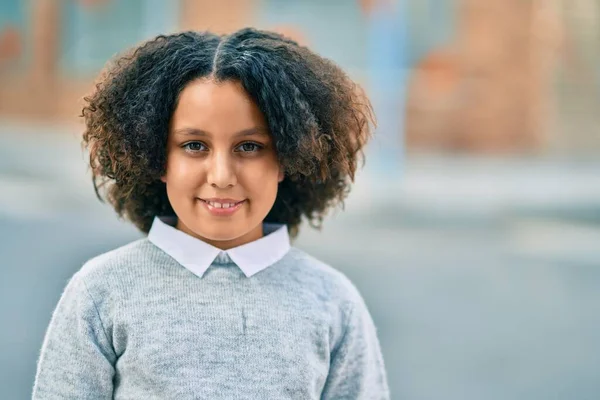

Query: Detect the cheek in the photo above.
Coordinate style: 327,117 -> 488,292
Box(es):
240,161 -> 280,194
164,155 -> 202,187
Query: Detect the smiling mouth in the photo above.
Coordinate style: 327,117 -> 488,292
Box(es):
197,198 -> 246,216
198,199 -> 245,209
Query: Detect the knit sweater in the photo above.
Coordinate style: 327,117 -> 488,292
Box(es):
32,238 -> 390,399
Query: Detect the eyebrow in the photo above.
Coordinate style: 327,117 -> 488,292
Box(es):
172,127 -> 270,138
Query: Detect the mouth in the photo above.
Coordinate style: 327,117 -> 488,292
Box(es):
198,198 -> 246,216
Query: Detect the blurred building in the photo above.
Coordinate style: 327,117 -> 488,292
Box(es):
0,0 -> 598,154
406,0 -> 600,154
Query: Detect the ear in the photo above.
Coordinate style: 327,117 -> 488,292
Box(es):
278,165 -> 284,182
160,175 -> 167,183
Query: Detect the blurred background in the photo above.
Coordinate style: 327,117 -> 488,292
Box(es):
1,0 -> 600,399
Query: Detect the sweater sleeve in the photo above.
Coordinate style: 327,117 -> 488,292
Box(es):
32,272 -> 116,399
320,295 -> 391,400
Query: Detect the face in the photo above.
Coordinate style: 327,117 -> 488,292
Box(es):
162,78 -> 283,250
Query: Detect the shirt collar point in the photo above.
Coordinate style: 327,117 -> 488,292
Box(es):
149,216 -> 289,275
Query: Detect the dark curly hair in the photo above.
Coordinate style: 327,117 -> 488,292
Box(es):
82,28 -> 375,238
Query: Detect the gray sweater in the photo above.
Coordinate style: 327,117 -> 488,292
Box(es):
32,239 -> 390,399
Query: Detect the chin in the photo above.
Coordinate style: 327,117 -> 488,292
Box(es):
193,224 -> 246,242
178,214 -> 260,245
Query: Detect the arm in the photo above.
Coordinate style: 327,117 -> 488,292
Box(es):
32,272 -> 116,399
321,296 -> 391,400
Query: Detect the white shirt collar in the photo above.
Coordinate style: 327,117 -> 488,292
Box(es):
147,216 -> 290,278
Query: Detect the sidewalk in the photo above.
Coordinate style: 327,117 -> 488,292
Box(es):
350,155 -> 600,217
0,121 -> 97,218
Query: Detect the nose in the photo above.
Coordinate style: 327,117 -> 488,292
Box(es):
207,151 -> 237,189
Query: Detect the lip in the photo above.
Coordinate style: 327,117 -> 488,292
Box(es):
201,198 -> 245,203
198,198 -> 246,217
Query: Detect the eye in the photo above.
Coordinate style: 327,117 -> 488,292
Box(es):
182,141 -> 207,153
235,142 -> 264,153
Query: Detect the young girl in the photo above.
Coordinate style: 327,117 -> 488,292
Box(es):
33,28 -> 390,399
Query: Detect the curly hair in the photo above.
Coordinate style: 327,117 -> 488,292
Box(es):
82,28 -> 375,238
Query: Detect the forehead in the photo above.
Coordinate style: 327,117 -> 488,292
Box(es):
170,78 -> 266,134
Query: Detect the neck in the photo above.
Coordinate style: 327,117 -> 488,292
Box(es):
175,220 -> 264,250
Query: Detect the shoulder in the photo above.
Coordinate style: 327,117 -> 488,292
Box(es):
281,247 -> 365,307
47,238 -> 161,323
75,238 -> 165,289
282,248 -> 378,351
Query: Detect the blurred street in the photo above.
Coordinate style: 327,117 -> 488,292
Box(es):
2,122 -> 600,399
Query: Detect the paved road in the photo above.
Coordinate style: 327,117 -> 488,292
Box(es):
2,124 -> 600,399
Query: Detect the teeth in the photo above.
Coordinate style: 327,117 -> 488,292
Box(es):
207,201 -> 237,209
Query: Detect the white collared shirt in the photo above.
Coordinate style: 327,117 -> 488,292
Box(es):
147,216 -> 291,278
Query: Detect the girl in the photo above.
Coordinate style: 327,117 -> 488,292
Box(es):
33,28 -> 390,399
